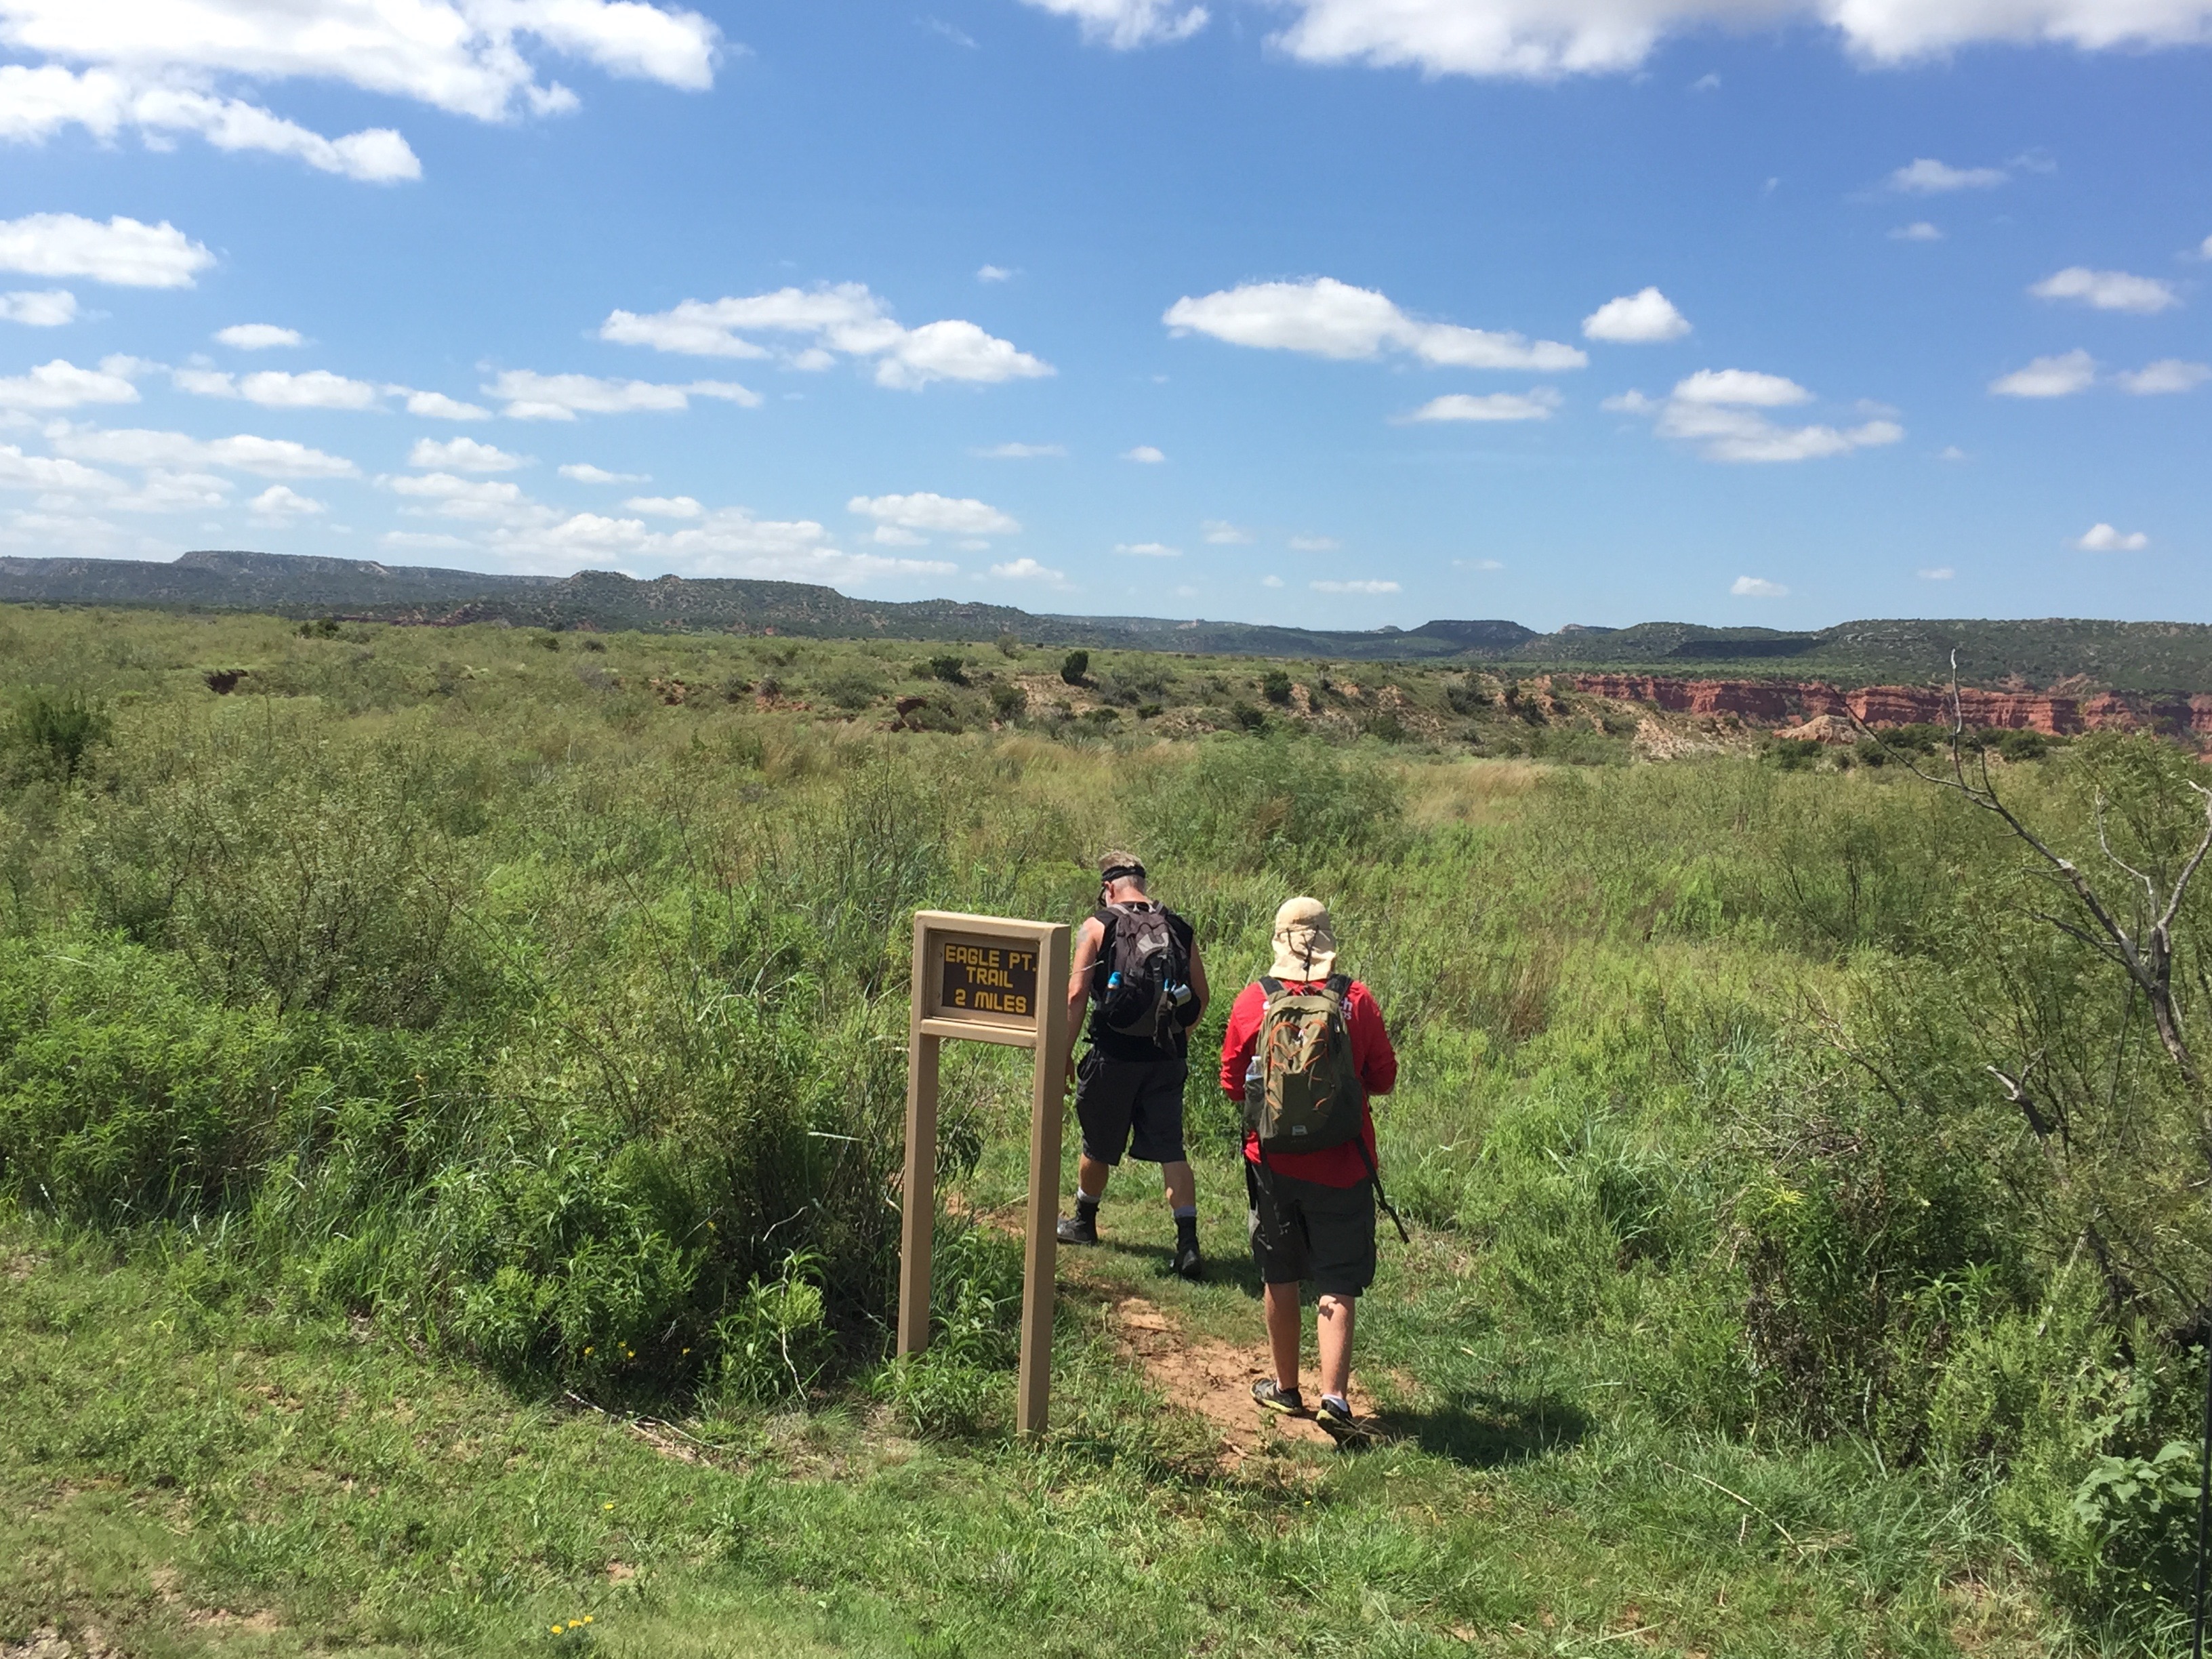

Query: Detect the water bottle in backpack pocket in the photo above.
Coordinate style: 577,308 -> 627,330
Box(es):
1097,902 -> 1191,1047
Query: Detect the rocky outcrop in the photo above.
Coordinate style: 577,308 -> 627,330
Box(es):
1570,675 -> 2212,738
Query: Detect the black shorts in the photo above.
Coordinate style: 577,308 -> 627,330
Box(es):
1073,1050 -> 1188,1166
1246,1162 -> 1376,1298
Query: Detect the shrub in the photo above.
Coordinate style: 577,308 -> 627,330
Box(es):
1059,650 -> 1089,686
12,689 -> 111,782
1261,671 -> 1293,705
989,682 -> 1025,720
928,655 -> 968,686
819,669 -> 890,711
1135,737 -> 1403,876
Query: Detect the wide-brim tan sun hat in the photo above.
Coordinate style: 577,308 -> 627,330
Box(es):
1269,896 -> 1338,981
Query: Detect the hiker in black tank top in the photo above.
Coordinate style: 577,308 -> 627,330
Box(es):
1055,851 -> 1210,1280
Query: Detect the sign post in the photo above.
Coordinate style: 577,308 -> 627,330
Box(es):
900,911 -> 1072,1439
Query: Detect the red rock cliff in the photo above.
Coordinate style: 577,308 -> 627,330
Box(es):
1567,676 -> 2212,737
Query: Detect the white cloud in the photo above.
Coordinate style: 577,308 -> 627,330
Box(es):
1400,388 -> 1561,422
0,443 -> 122,493
1249,2 -> 2212,81
1989,350 -> 2097,398
0,357 -> 138,410
2203,234 -> 2212,260
989,556 -> 1067,583
2115,359 -> 2211,395
1462,557 -> 1506,570
1288,534 -> 1339,552
47,424 -> 357,477
481,506 -> 954,586
216,323 -> 302,349
247,483 -> 323,520
1891,221 -> 1944,242
872,525 -> 928,546
0,1 -> 718,135
1582,287 -> 1689,342
625,494 -> 702,518
483,369 -> 760,419
1689,70 -> 1719,89
0,212 -> 211,287
1115,541 -> 1181,557
1660,400 -> 1902,462
1165,276 -> 1585,371
1731,575 -> 1788,598
389,470 -> 537,523
0,66 -> 421,181
1260,573 -> 1284,588
1938,445 -> 1969,460
411,436 -> 527,472
1312,578 -> 1399,594
558,462 -> 647,483
404,390 -> 491,419
1601,389 -> 1656,413
2077,523 -> 2148,552
1889,157 -> 2008,194
598,283 -> 1052,389
1014,0 -> 1208,48
1917,567 -> 1955,579
1671,368 -> 1811,407
977,264 -> 1013,282
1620,371 -> 1900,462
848,491 -> 1019,535
2030,266 -> 2180,314
176,367 -> 384,410
974,441 -> 1065,457
1202,520 -> 1254,544
1122,445 -> 1167,463
0,288 -> 75,325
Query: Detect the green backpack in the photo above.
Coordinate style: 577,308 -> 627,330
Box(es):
1246,975 -> 1366,1155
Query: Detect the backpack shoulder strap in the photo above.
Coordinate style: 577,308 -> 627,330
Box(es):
1258,975 -> 1284,996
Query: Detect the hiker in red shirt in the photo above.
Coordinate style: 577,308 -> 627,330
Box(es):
1219,896 -> 1398,1444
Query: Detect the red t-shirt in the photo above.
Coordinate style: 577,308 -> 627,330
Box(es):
1218,978 -> 1396,1188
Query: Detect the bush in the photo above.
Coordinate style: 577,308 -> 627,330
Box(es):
1261,671 -> 1293,705
1135,737 -> 1402,876
1059,650 -> 1089,686
819,669 -> 890,711
927,655 -> 968,686
989,682 -> 1025,720
11,689 -> 111,782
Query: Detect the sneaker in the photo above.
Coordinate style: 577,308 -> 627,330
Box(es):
1172,1239 -> 1204,1282
1315,1397 -> 1373,1446
1054,1210 -> 1099,1246
1252,1378 -> 1305,1417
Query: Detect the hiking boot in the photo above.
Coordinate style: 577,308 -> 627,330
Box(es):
1054,1210 -> 1099,1246
1172,1238 -> 1204,1282
1252,1378 -> 1305,1417
1315,1397 -> 1374,1447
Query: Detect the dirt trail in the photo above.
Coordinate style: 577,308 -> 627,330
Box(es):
1099,1286 -> 1376,1464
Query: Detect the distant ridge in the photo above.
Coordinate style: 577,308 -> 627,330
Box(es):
7,549 -> 2212,691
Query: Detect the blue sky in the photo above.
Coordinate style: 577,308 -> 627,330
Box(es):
1,0 -> 2207,632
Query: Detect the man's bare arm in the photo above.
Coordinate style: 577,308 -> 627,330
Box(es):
1064,916 -> 1103,1078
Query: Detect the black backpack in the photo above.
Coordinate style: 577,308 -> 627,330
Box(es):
1094,903 -> 1190,1047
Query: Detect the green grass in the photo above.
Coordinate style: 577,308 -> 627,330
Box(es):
1,1204 -> 2046,1659
4,598 -> 2210,1655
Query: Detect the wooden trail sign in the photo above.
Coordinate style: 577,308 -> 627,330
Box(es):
900,911 -> 1073,1439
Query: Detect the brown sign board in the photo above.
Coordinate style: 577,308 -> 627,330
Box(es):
931,935 -> 1040,1025
903,910 -> 1071,1440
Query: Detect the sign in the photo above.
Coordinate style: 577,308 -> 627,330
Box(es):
901,911 -> 1072,1440
935,937 -> 1039,1024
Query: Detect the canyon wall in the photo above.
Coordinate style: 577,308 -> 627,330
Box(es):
1567,675 -> 2212,738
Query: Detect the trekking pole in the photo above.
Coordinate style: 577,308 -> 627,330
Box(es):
2195,1314 -> 2211,1659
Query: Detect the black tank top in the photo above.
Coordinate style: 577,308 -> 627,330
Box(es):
1084,905 -> 1198,1063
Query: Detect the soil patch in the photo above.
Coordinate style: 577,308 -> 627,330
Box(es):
1101,1288 -> 1376,1465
